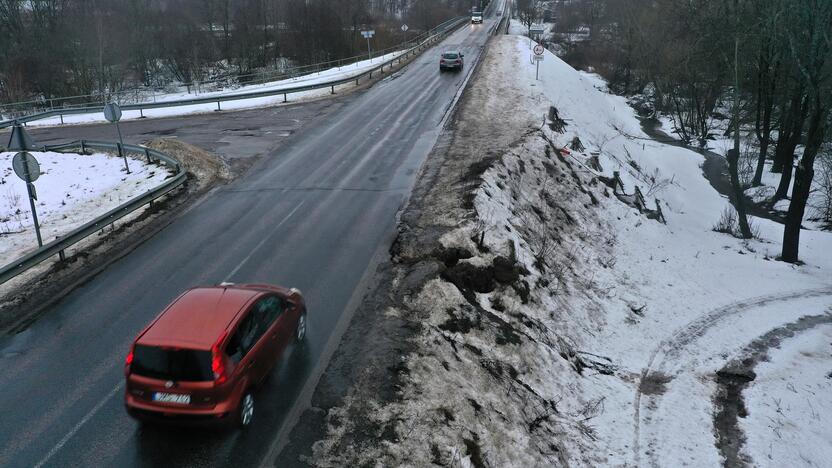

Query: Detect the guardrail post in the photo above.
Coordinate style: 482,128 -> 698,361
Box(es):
80,140 -> 86,154
216,101 -> 221,111
59,114 -> 64,125
139,108 -> 145,119
283,93 -> 287,103
144,147 -> 152,163
331,85 -> 335,94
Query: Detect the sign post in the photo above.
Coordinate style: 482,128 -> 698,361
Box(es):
533,44 -> 544,80
401,24 -> 409,46
6,123 -> 44,247
12,151 -> 43,247
104,102 -> 130,174
361,30 -> 375,61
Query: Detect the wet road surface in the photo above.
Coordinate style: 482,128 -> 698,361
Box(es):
0,16 -> 498,468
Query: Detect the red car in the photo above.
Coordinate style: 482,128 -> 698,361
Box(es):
124,283 -> 307,428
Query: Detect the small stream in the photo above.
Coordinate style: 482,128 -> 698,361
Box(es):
639,118 -> 785,224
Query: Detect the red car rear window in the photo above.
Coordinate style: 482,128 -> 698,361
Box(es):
131,345 -> 213,381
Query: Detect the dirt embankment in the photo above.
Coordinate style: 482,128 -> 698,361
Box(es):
144,138 -> 231,189
0,139 -> 228,334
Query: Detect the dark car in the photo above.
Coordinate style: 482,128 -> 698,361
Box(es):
440,51 -> 464,72
124,283 -> 307,428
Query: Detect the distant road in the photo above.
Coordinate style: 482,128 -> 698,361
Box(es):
0,13 -> 498,468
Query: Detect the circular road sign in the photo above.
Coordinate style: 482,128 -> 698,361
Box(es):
103,102 -> 122,123
534,44 -> 544,55
12,151 -> 40,183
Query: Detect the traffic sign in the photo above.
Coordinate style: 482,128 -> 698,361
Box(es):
104,102 -> 130,173
530,25 -> 545,34
12,151 -> 44,246
401,24 -> 408,32
361,30 -> 375,38
103,102 -> 122,123
534,44 -> 544,55
6,123 -> 36,152
12,151 -> 40,183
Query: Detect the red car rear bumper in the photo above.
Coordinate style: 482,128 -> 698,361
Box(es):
125,393 -> 239,427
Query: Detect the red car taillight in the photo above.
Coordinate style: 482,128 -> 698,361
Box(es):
124,345 -> 134,376
212,332 -> 228,385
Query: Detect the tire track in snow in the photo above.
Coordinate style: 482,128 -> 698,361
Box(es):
631,286 -> 832,467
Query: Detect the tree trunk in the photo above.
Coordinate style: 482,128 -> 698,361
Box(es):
728,149 -> 753,238
729,36 -> 752,239
752,133 -> 770,186
782,98 -> 826,263
771,87 -> 803,173
752,55 -> 776,186
773,94 -> 808,200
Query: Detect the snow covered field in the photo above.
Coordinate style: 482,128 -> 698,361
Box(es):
23,51 -> 406,127
311,35 -> 832,467
0,151 -> 171,268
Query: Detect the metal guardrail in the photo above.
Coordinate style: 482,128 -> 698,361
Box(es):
0,141 -> 186,284
0,16 -> 468,129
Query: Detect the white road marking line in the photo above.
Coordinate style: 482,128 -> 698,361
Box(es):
224,201 -> 305,282
34,382 -> 124,468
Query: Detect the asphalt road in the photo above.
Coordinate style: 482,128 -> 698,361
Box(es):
0,13 -> 498,468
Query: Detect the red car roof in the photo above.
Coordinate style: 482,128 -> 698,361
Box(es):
137,286 -> 262,349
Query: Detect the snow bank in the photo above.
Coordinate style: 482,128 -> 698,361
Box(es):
0,151 -> 172,267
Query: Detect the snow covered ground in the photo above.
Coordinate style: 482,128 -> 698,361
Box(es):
741,323 -> 832,467
658,114 -> 830,229
487,36 -> 832,466
0,151 -> 172,268
22,51 -> 406,127
311,35 -> 832,467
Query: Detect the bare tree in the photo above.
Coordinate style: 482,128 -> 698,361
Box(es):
781,0 -> 832,262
